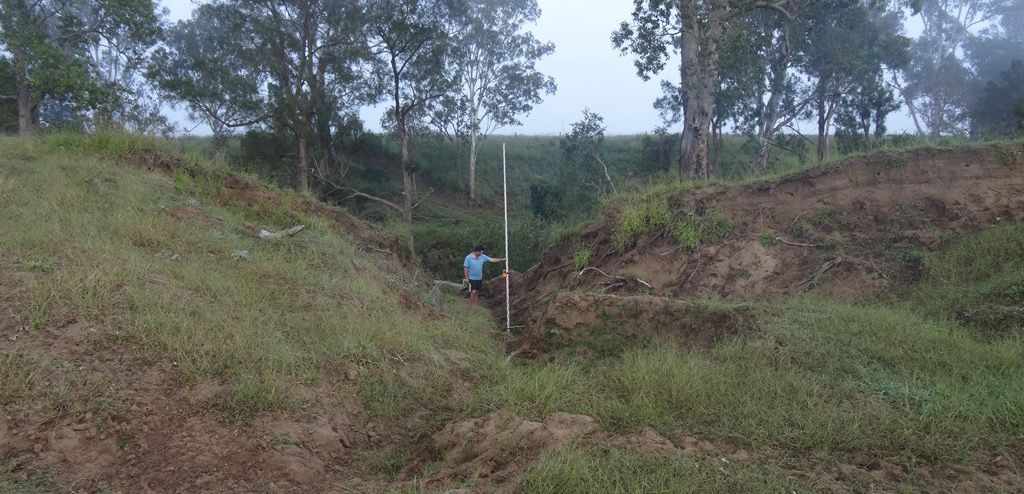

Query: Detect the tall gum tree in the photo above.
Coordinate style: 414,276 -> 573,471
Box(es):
147,4 -> 269,165
439,0 -> 555,202
215,0 -> 370,194
798,0 -> 909,162
0,0 -> 162,135
613,0 -> 806,180
897,0 -> 1012,139
367,0 -> 454,258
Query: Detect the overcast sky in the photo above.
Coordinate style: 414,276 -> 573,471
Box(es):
160,0 -> 915,136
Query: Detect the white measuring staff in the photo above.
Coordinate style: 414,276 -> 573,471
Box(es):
502,143 -> 510,331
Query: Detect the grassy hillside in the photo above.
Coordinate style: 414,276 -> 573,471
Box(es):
1,133 -> 1023,492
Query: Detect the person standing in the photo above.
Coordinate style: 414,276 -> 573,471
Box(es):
463,245 -> 505,307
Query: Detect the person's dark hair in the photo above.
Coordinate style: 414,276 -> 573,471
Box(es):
474,244 -> 485,253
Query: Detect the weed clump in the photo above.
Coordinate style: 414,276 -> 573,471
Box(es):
571,247 -> 591,272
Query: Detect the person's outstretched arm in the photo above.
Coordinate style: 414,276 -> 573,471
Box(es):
488,257 -> 505,263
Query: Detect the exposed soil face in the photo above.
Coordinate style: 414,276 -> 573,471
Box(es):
512,292 -> 760,357
505,144 -> 1024,337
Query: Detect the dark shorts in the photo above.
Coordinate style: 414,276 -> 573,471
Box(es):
468,279 -> 482,291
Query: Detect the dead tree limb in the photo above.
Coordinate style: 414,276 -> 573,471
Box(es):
312,170 -> 404,212
775,236 -> 823,248
258,224 -> 305,239
579,267 -> 652,289
793,257 -> 842,292
412,187 -> 435,210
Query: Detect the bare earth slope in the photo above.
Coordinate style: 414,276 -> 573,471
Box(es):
495,144 -> 1024,348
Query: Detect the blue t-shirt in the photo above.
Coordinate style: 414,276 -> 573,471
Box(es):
464,253 -> 491,280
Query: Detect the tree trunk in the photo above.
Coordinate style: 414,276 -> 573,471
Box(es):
710,116 -> 722,176
315,104 -> 341,174
753,45 -> 790,172
400,125 -> 415,258
213,132 -> 227,168
16,69 -> 32,137
452,137 -> 463,195
468,120 -> 479,202
816,96 -> 828,163
296,132 -> 309,194
677,7 -> 721,181
594,153 -> 616,194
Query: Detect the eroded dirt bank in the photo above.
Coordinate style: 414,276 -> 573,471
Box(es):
493,144 -> 1024,342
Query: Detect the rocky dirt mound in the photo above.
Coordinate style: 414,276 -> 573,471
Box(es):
501,144 -> 1024,346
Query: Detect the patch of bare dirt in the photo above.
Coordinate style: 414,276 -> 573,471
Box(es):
507,144 -> 1024,334
0,303 -> 394,493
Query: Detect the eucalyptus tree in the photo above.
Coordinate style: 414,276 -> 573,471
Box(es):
0,0 -> 162,135
561,109 -> 615,196
366,0 -> 456,257
897,0 -> 1013,139
193,0 -> 372,193
613,0 -> 810,181
834,73 -> 900,153
85,0 -> 165,131
966,4 -> 1024,136
431,0 -> 555,202
797,0 -> 908,162
722,8 -> 809,173
426,91 -> 470,194
148,4 -> 269,164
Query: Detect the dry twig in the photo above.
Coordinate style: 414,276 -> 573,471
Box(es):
793,257 -> 843,292
579,267 -> 652,289
775,236 -> 823,248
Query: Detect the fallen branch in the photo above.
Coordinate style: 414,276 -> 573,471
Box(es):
340,189 -> 403,212
775,236 -> 823,248
793,257 -> 843,292
312,169 -> 405,213
258,224 -> 305,240
787,212 -> 806,232
579,267 -> 652,289
434,280 -> 465,290
412,187 -> 435,210
660,245 -> 684,256
686,256 -> 702,284
541,261 -> 572,278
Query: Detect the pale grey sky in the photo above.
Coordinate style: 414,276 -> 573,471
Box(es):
159,0 -> 915,136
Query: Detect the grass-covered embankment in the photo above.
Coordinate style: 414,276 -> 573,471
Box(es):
2,133 -> 1023,492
